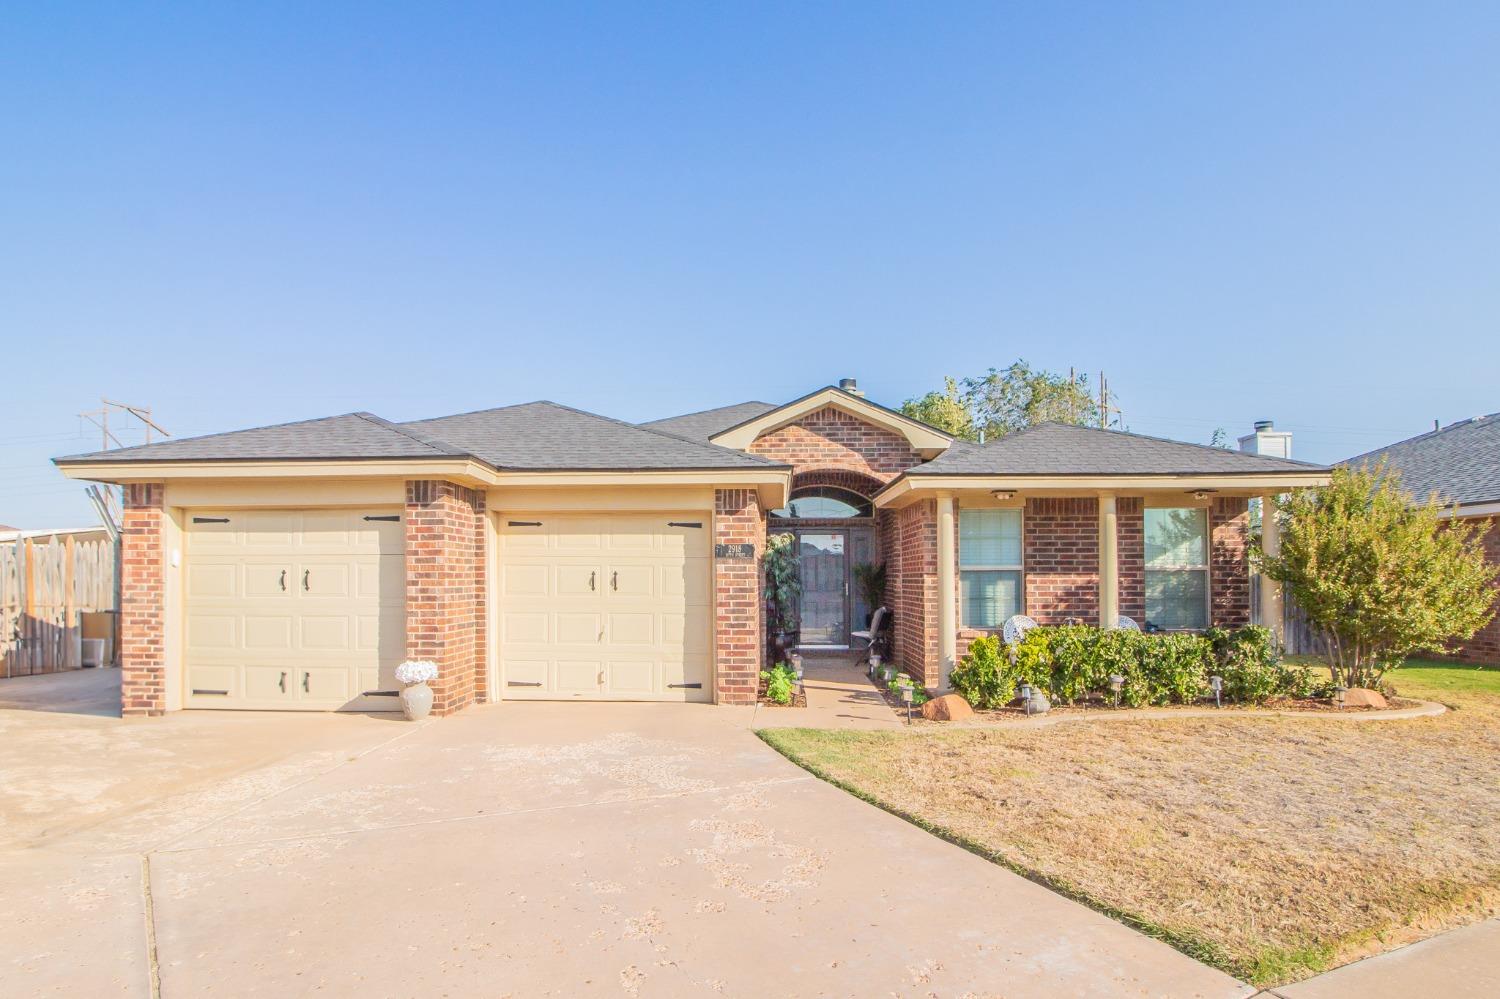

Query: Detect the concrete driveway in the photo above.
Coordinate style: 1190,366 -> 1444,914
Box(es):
3,670 -> 1250,998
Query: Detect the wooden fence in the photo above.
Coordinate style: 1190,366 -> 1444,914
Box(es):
0,533 -> 118,678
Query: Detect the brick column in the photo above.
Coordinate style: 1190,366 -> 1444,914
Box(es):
894,499 -> 939,687
1117,498 -> 1145,623
713,488 -> 763,704
405,480 -> 487,715
121,483 -> 167,717
1210,496 -> 1251,627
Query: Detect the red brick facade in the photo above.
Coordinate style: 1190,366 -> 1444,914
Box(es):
1210,497 -> 1252,629
1443,515 -> 1500,665
714,488 -> 764,704
749,406 -> 918,482
1023,497 -> 1101,625
121,482 -> 167,716
893,500 -> 939,685
405,480 -> 487,715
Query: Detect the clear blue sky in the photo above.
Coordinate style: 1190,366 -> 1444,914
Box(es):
3,2 -> 1498,528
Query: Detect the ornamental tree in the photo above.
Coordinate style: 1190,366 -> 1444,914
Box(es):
1260,463 -> 1497,688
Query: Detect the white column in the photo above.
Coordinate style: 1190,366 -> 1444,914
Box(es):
1098,493 -> 1119,629
1260,494 -> 1283,642
936,493 -> 957,691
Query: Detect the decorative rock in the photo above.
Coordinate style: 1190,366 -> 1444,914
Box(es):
920,693 -> 974,722
1343,687 -> 1388,709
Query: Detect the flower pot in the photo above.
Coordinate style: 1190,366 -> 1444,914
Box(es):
399,682 -> 433,720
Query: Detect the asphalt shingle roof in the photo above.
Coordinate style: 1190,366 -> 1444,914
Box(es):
53,413 -> 464,463
398,401 -> 781,470
639,401 -> 779,442
1343,413 -> 1500,507
906,422 -> 1325,476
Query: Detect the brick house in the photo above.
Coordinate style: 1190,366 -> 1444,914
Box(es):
56,381 -> 1328,716
1345,413 -> 1500,665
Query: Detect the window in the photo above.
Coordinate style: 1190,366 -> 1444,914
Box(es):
960,508 -> 1023,628
770,486 -> 872,519
1144,507 -> 1209,630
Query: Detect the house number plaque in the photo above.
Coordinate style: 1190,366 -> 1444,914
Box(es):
714,543 -> 756,560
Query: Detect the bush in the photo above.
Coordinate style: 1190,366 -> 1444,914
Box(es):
1138,633 -> 1211,705
1207,625 -> 1317,704
760,663 -> 796,705
949,636 -> 1015,709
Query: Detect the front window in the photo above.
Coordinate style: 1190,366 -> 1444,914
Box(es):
1144,507 -> 1209,630
960,508 -> 1023,628
770,486 -> 872,519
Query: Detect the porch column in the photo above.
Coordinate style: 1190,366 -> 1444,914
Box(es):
1259,494 -> 1283,642
935,492 -> 957,690
1098,493 -> 1119,629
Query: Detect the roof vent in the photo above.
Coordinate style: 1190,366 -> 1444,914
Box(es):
838,378 -> 862,397
1254,420 -> 1274,432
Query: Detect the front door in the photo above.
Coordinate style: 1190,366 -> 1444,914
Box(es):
797,531 -> 848,647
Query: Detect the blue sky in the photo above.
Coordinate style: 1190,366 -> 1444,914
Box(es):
3,2 -> 1498,527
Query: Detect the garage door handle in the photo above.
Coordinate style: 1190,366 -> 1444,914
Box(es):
589,570 -> 595,591
278,671 -> 287,693
611,570 -> 618,591
279,570 -> 286,591
303,569 -> 310,591
303,672 -> 310,693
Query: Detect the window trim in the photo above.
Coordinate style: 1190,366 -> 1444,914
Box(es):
1143,506 -> 1212,632
959,507 -> 1025,629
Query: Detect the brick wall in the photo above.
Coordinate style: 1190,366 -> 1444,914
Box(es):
405,480 -> 487,715
714,488 -> 764,704
1024,497 -> 1100,625
894,500 -> 939,685
1210,497 -> 1251,628
749,406 -> 919,482
1118,497 -> 1145,623
120,482 -> 167,716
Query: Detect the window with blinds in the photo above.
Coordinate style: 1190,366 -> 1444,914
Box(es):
1144,507 -> 1209,630
959,508 -> 1023,628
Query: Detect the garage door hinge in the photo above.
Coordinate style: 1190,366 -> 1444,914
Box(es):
667,682 -> 704,689
508,520 -> 543,527
507,680 -> 544,687
363,515 -> 400,522
192,517 -> 230,524
667,521 -> 703,528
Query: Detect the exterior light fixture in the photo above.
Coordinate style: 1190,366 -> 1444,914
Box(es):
792,656 -> 805,683
991,490 -> 1016,501
1109,674 -> 1125,708
1209,674 -> 1223,708
1018,682 -> 1034,706
867,653 -> 881,678
1192,490 -> 1216,501
900,682 -> 914,723
1334,685 -> 1348,710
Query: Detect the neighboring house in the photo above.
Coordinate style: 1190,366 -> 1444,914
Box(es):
54,380 -> 1328,717
1344,413 -> 1500,665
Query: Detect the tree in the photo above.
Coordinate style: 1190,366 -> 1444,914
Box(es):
1259,463 -> 1497,688
899,377 -> 973,439
900,361 -> 1109,442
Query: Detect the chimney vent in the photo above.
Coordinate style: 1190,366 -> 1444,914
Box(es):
1239,419 -> 1292,459
1254,420 -> 1274,432
838,378 -> 863,397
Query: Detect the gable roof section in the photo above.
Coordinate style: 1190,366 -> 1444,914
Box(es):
639,401 -> 779,442
708,386 -> 953,456
53,412 -> 466,464
906,422 -> 1326,476
1343,413 -> 1500,508
401,401 -> 783,471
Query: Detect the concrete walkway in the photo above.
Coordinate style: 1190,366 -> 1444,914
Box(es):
4,669 -> 1246,998
751,653 -> 907,730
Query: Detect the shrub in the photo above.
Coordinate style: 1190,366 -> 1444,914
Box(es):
760,663 -> 796,705
950,636 -> 1015,709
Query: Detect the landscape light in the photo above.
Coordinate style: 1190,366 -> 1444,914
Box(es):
1209,674 -> 1223,708
1109,674 -> 1125,708
1334,685 -> 1348,710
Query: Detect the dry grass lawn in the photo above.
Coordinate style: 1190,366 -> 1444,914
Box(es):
759,661 -> 1500,987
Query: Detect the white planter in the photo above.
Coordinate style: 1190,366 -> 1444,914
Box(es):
399,682 -> 433,720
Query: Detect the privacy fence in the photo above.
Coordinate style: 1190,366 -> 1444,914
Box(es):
0,532 -> 118,678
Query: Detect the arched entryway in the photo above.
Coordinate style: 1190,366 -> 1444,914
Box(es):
769,470 -> 886,648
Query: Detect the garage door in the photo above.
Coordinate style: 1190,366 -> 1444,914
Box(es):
184,509 -> 405,711
499,513 -> 711,701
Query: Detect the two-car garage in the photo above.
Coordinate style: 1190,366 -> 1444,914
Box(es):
178,505 -> 713,710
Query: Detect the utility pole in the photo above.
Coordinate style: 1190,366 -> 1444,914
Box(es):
77,398 -> 172,524
1097,373 -> 1121,430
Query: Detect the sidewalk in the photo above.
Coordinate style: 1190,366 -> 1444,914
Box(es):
750,653 -> 907,730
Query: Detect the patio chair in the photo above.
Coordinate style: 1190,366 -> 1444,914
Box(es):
853,606 -> 891,668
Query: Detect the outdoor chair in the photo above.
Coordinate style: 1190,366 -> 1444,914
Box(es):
853,606 -> 891,668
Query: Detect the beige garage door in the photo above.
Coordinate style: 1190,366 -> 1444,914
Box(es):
184,509 -> 405,711
499,513 -> 711,701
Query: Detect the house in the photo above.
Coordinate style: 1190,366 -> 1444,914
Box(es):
54,381 -> 1328,716
1344,413 -> 1500,665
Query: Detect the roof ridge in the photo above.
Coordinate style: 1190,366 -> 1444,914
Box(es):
640,400 -> 776,425
532,400 -> 783,466
54,411 -> 383,461
1344,411 -> 1500,465
1013,420 -> 1327,469
710,385 -> 957,443
353,412 -> 472,458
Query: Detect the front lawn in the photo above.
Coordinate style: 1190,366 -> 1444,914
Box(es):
759,660 -> 1500,987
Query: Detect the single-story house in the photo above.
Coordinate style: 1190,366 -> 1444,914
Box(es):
54,380 -> 1328,716
1344,412 -> 1500,665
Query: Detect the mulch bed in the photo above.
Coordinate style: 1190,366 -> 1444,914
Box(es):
756,673 -> 808,708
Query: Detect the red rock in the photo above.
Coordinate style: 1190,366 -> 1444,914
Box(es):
920,693 -> 975,721
1343,687 -> 1388,709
